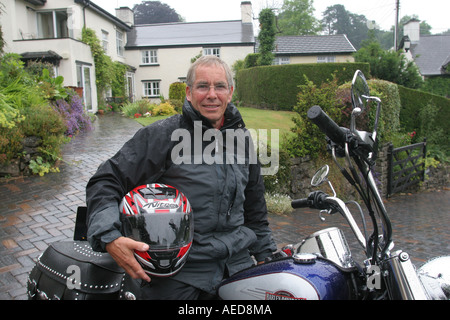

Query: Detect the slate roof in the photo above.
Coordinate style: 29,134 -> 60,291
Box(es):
272,35 -> 356,56
126,20 -> 255,49
410,34 -> 450,76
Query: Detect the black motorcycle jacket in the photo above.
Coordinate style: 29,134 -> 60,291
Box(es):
86,100 -> 277,293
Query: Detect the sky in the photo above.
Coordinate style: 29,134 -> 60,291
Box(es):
93,0 -> 449,34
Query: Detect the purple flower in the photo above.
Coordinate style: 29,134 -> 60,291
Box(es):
51,93 -> 92,136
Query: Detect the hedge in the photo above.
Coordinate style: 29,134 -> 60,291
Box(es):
398,85 -> 450,155
235,62 -> 370,110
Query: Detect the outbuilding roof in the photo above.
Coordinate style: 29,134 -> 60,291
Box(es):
273,35 -> 356,56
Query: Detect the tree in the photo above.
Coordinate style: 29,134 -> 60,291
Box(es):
277,0 -> 321,35
354,40 -> 424,89
258,9 -> 276,66
133,1 -> 182,25
322,4 -> 369,49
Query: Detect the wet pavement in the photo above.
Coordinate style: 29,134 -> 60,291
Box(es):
0,113 -> 449,300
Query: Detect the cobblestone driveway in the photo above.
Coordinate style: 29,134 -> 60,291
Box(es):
1,113 -> 448,300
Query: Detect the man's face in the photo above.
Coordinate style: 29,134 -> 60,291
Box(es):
186,64 -> 234,129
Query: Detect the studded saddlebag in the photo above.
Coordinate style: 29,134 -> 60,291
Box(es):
27,241 -> 130,300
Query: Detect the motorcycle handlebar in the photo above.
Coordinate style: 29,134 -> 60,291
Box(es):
307,106 -> 348,147
291,198 -> 310,209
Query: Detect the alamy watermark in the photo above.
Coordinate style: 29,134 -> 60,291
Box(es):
366,265 -> 381,290
170,121 -> 280,176
66,265 -> 81,290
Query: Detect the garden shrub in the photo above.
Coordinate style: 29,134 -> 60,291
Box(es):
168,82 -> 186,103
0,126 -> 24,164
153,102 -> 177,116
0,53 -> 92,176
336,79 -> 401,145
122,100 -> 180,118
286,75 -> 345,158
121,99 -> 155,118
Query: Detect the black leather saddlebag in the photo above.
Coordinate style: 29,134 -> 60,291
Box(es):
27,241 -> 131,300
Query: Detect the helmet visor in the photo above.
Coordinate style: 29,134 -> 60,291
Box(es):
122,211 -> 193,250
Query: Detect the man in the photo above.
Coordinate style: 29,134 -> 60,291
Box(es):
86,56 -> 276,299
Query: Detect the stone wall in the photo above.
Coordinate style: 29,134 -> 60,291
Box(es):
0,136 -> 43,177
288,142 -> 448,201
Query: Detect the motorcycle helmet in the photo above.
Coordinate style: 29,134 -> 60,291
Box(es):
120,184 -> 193,277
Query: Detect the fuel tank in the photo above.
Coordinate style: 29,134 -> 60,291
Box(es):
218,254 -> 357,300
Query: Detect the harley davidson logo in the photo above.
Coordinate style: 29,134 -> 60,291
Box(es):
265,290 -> 306,300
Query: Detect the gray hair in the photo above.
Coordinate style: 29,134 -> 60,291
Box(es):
186,55 -> 234,89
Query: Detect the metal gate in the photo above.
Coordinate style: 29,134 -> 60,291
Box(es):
387,139 -> 427,197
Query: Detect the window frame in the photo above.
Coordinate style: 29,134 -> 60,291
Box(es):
141,50 -> 159,65
116,30 -> 124,57
36,10 -> 69,39
203,47 -> 221,58
142,80 -> 161,98
102,30 -> 109,53
317,55 -> 336,63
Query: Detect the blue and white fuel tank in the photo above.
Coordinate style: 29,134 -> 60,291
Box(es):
218,228 -> 359,300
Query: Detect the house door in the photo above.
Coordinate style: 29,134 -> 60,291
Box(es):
126,72 -> 135,102
83,66 -> 92,111
77,64 -> 93,111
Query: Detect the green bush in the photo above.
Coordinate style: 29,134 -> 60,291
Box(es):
244,53 -> 260,68
168,82 -> 186,103
286,75 -> 345,158
265,193 -> 293,215
153,102 -> 177,116
121,100 -> 179,118
236,62 -> 370,110
121,99 -> 156,117
337,79 -> 401,144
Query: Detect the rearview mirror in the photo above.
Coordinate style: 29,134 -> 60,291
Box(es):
351,70 -> 370,113
311,165 -> 329,187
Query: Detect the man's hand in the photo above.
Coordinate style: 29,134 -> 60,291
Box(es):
106,237 -> 151,282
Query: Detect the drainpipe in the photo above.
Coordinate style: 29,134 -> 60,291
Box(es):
82,0 -> 91,29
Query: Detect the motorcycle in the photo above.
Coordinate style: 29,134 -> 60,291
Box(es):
27,70 -> 450,300
217,70 -> 450,300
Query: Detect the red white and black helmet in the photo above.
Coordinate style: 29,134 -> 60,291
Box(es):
120,184 -> 193,277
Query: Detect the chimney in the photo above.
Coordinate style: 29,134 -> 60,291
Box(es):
241,1 -> 252,24
403,18 -> 420,43
116,7 -> 134,27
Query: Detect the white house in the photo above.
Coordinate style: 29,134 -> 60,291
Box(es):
1,0 -> 255,111
124,1 -> 255,102
0,0 -> 136,112
1,1 -> 358,111
400,19 -> 450,79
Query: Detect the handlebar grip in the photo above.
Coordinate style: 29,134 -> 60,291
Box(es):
307,106 -> 347,147
291,198 -> 309,209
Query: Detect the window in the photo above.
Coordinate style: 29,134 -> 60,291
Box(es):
203,48 -> 220,57
273,57 -> 290,65
116,30 -> 124,56
37,10 -> 69,39
317,56 -> 336,63
143,81 -> 160,97
102,30 -> 109,53
141,50 -> 158,65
